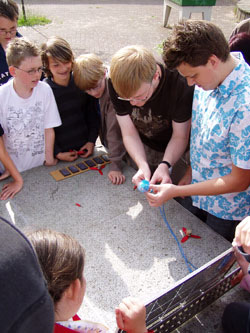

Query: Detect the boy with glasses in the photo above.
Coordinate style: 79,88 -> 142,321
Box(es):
0,0 -> 21,86
0,37 -> 61,172
74,53 -> 126,185
108,45 -> 194,187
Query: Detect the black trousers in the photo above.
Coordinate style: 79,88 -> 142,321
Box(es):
222,302 -> 250,333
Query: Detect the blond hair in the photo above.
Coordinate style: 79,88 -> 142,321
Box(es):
73,53 -> 106,91
6,37 -> 40,67
26,229 -> 85,305
110,45 -> 157,98
41,36 -> 74,77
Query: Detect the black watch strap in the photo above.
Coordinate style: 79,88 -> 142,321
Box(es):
159,160 -> 171,168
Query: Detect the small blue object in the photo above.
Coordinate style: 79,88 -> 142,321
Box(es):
138,180 -> 150,193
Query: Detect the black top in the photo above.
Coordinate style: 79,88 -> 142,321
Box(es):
0,31 -> 22,86
108,64 -> 194,152
0,123 -> 3,136
44,74 -> 100,156
0,216 -> 54,333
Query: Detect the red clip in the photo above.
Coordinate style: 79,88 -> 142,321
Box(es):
181,227 -> 201,243
90,164 -> 105,175
69,149 -> 87,156
75,203 -> 82,207
133,185 -> 137,191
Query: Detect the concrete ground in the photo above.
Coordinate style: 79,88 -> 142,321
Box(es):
3,0 -> 248,332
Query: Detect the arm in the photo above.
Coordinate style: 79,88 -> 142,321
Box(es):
44,128 -> 58,166
0,137 -> 23,200
147,164 -> 250,207
102,99 -> 126,185
115,297 -> 147,333
116,114 -> 151,186
150,119 -> 191,185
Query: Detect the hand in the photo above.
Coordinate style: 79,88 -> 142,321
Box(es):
0,169 -> 10,181
108,170 -> 126,185
44,158 -> 58,166
233,216 -> 250,254
115,297 -> 147,333
150,163 -> 172,185
56,151 -> 78,162
79,142 -> 94,158
146,183 -> 175,207
0,179 -> 23,200
132,166 -> 151,187
233,246 -> 249,276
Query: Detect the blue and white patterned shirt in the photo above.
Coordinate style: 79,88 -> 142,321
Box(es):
191,52 -> 250,220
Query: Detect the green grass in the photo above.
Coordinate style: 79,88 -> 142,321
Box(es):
18,14 -> 51,27
155,41 -> 164,55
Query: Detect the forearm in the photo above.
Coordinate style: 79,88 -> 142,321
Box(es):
0,139 -> 22,183
123,134 -> 147,169
1,151 -> 22,183
45,128 -> 55,162
172,171 -> 249,198
163,135 -> 189,167
104,109 -> 126,171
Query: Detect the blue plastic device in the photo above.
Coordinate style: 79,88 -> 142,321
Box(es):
137,179 -> 150,193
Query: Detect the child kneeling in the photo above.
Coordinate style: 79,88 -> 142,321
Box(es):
27,229 -> 148,333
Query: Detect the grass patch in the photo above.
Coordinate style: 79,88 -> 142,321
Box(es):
18,14 -> 51,27
155,41 -> 164,55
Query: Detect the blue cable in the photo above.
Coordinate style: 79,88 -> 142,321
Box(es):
159,205 -> 197,273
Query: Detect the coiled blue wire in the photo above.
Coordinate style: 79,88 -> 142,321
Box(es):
159,205 -> 197,273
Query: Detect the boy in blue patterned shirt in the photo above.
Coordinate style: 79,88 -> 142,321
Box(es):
147,20 -> 250,242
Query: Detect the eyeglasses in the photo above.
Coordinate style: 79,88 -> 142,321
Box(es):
117,82 -> 152,102
0,28 -> 17,36
14,66 -> 44,75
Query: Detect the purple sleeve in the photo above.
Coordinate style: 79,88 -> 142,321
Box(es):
240,274 -> 250,292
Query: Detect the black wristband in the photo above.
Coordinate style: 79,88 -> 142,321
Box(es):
159,160 -> 171,168
238,246 -> 250,263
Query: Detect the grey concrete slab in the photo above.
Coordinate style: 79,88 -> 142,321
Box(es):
0,148 -> 231,331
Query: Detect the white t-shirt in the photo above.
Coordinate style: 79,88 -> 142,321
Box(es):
0,79 -> 61,172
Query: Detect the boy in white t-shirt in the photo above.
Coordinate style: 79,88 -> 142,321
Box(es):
0,37 -> 61,172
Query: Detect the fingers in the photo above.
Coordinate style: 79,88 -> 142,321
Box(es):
108,171 -> 126,185
115,308 -> 124,330
234,217 -> 250,252
0,183 -> 21,200
132,170 -> 150,187
0,170 -> 10,181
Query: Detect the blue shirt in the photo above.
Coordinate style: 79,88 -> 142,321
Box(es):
191,52 -> 250,220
